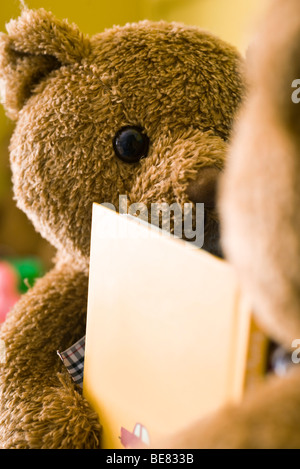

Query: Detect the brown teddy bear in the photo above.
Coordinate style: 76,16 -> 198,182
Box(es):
160,0 -> 300,449
0,8 -> 244,448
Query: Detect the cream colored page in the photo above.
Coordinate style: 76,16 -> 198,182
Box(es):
84,203 -> 251,449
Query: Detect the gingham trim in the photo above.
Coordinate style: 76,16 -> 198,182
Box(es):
57,336 -> 86,388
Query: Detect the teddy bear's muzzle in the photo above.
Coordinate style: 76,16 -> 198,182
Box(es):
185,166 -> 222,258
185,166 -> 220,209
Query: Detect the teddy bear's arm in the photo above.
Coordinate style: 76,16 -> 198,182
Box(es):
157,369 -> 300,449
0,262 -> 102,449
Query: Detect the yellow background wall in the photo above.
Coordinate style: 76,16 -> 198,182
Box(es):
0,0 -> 270,139
1,0 -> 270,48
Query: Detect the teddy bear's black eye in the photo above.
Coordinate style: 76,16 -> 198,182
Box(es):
113,126 -> 149,163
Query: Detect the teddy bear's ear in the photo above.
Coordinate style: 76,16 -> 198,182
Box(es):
0,8 -> 90,120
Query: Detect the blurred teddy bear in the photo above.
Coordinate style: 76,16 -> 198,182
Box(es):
161,0 -> 300,449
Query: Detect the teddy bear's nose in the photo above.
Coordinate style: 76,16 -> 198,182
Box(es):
186,167 -> 220,209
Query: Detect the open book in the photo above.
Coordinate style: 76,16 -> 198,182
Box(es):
83,203 -> 268,449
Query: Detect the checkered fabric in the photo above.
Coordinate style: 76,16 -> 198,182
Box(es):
57,336 -> 86,388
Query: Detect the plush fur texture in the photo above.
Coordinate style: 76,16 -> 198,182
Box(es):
157,0 -> 300,449
0,8 -> 244,448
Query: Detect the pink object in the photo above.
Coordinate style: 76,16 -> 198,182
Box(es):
120,423 -> 150,449
0,262 -> 20,323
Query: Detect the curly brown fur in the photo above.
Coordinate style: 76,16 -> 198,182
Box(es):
0,8 -> 244,448
0,261 -> 101,448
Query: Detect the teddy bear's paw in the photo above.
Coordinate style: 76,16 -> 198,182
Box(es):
13,372 -> 103,449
